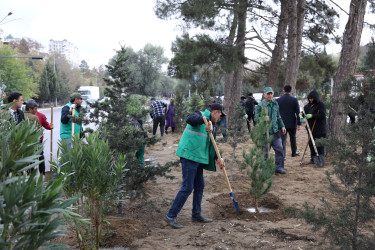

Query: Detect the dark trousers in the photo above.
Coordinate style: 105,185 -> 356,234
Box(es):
309,134 -> 325,159
165,126 -> 175,133
39,150 -> 45,175
167,157 -> 205,218
263,130 -> 284,171
153,115 -> 165,136
246,112 -> 256,132
281,128 -> 297,156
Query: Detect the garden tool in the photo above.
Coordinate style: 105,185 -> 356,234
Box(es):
299,119 -> 316,166
265,106 -> 270,158
71,107 -> 75,149
50,106 -> 53,163
71,107 -> 75,137
302,110 -> 324,167
203,116 -> 240,213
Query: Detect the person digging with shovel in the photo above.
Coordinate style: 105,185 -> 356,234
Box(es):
165,103 -> 225,229
302,90 -> 326,167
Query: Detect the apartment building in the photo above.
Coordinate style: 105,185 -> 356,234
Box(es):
49,39 -> 79,67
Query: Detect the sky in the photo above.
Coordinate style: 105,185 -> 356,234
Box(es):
1,0 -> 374,69
0,0 -> 182,68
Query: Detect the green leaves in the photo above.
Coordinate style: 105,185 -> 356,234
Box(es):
0,111 -> 79,249
241,105 -> 275,212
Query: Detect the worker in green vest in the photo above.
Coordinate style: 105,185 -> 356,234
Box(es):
60,92 -> 83,147
165,103 -> 225,229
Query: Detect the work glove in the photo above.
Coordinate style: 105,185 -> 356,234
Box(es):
205,121 -> 213,133
243,114 -> 248,119
282,127 -> 286,135
70,104 -> 77,112
216,158 -> 225,170
306,114 -> 312,119
299,114 -> 305,123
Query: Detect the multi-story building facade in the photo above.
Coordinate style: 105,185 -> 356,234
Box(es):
49,39 -> 79,67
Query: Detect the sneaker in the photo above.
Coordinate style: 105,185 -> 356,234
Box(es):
275,169 -> 287,174
164,215 -> 183,229
192,215 -> 212,223
292,151 -> 300,157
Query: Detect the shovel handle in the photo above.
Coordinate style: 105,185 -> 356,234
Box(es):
300,119 -> 317,163
50,106 -> 53,163
302,110 -> 319,156
71,107 -> 75,137
202,116 -> 233,193
265,106 -> 270,157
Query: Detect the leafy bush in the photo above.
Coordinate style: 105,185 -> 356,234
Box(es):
0,110 -> 79,249
57,132 -> 126,248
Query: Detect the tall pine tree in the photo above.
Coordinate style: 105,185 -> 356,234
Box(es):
39,61 -> 56,103
286,44 -> 375,249
88,46 -> 175,192
241,105 -> 275,213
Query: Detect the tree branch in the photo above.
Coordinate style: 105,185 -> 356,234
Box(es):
305,5 -> 340,41
251,26 -> 273,52
246,45 -> 272,57
244,66 -> 268,75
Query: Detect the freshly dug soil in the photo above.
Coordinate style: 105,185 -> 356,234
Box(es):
56,127 -> 337,249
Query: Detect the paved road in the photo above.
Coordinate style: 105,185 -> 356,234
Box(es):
38,107 -> 97,172
38,98 -> 169,171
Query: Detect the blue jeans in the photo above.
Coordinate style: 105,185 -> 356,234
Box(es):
218,117 -> 227,138
167,157 -> 205,218
263,130 -> 284,171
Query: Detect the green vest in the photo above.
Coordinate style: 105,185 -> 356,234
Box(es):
176,109 -> 216,171
60,102 -> 82,139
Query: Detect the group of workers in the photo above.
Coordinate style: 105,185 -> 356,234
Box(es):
165,85 -> 326,229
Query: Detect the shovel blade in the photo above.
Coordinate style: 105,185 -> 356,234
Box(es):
313,155 -> 325,168
229,192 -> 240,213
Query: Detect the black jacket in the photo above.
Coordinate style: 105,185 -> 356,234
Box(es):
10,108 -> 25,124
304,90 -> 326,136
245,97 -> 258,114
276,93 -> 301,129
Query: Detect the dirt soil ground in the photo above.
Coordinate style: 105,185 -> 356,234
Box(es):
57,127 -> 338,249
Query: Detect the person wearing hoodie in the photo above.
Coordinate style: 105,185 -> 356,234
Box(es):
303,90 -> 327,165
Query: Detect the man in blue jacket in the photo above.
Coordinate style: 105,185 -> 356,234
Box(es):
276,85 -> 301,158
165,103 -> 225,229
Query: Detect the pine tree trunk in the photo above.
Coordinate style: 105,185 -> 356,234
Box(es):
267,0 -> 288,90
224,0 -> 246,129
284,0 -> 298,90
328,0 -> 367,142
295,0 -> 306,79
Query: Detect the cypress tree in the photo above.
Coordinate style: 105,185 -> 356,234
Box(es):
88,46 -> 175,194
173,90 -> 188,133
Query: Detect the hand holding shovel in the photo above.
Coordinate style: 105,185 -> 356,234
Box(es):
202,116 -> 240,213
302,110 -> 324,167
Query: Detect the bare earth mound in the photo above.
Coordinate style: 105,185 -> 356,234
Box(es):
56,128 -> 335,249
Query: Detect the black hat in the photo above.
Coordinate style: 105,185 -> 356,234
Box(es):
209,103 -> 226,116
24,99 -> 38,109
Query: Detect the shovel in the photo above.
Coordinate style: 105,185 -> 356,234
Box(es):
300,119 -> 316,166
302,110 -> 324,167
202,116 -> 240,213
